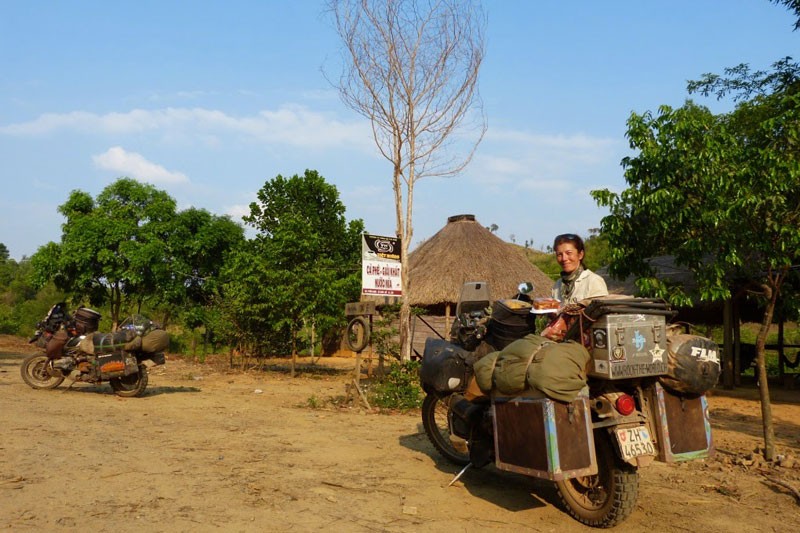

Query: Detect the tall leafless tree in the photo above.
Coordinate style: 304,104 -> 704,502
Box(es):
329,0 -> 486,360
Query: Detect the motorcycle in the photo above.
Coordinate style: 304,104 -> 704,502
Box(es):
420,282 -> 719,528
20,303 -> 167,398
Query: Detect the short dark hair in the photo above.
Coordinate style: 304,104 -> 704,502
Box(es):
553,233 -> 585,254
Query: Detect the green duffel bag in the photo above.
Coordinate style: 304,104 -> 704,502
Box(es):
492,334 -> 551,395
124,329 -> 169,353
473,350 -> 500,393
526,340 -> 590,402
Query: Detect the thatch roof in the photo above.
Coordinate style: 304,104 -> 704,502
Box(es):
407,214 -> 553,309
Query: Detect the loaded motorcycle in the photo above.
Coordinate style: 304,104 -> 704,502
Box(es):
419,282 -> 719,528
21,303 -> 167,398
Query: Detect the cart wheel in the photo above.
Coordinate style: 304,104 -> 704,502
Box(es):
345,316 -> 370,352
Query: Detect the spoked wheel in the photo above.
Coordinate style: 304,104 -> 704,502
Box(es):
109,364 -> 148,397
421,393 -> 470,466
20,354 -> 65,390
555,431 -> 639,528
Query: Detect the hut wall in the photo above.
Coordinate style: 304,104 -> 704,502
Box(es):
411,315 -> 450,358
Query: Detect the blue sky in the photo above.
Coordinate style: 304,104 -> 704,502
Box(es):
1,1 -> 797,260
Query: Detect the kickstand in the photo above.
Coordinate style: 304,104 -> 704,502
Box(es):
448,463 -> 472,487
62,371 -> 79,392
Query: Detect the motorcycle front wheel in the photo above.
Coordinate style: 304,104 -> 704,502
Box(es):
421,393 -> 470,466
555,431 -> 639,528
20,354 -> 65,390
109,364 -> 148,397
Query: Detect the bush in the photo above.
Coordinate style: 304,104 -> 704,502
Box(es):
369,360 -> 423,409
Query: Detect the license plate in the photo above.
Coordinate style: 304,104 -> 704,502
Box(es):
615,426 -> 656,460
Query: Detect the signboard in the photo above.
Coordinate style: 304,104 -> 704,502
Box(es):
361,234 -> 402,297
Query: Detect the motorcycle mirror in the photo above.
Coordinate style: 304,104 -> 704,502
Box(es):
517,281 -> 533,295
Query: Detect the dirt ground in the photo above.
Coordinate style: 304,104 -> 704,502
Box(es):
1,334 -> 799,532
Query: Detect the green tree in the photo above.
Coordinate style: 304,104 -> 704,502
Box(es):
592,58 -> 800,461
221,170 -> 364,373
166,208 -> 244,350
30,178 -> 178,327
770,0 -> 800,30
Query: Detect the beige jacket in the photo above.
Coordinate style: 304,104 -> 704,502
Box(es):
551,269 -> 608,305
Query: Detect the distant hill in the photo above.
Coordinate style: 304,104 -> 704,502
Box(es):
517,245 -> 560,282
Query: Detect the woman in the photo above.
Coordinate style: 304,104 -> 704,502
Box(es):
551,233 -> 608,305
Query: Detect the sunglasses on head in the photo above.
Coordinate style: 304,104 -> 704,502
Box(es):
555,233 -> 579,241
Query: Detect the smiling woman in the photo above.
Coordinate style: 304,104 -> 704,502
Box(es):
550,233 -> 608,305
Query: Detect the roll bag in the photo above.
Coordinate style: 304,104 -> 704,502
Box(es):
659,334 -> 720,395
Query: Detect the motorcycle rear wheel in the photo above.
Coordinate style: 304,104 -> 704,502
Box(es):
555,431 -> 639,528
109,364 -> 148,397
20,354 -> 65,390
421,393 -> 470,466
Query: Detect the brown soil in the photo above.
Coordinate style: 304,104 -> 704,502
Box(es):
1,334 -> 798,532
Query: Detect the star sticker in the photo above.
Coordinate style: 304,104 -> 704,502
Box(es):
650,346 -> 665,363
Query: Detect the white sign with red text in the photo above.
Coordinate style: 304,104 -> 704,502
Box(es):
361,234 -> 402,297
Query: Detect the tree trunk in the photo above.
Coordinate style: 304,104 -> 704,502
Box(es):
756,281 -> 779,461
291,329 -> 297,378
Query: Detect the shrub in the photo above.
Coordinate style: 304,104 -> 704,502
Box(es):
369,360 -> 423,409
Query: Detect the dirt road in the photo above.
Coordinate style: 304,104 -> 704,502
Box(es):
1,335 -> 798,532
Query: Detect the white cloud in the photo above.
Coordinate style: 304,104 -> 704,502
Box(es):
464,126 -> 624,194
92,146 -> 190,185
224,203 -> 251,222
0,105 -> 373,151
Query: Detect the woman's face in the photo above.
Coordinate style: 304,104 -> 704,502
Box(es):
555,242 -> 584,274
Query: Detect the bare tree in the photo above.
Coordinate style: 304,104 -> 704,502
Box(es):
329,0 -> 486,360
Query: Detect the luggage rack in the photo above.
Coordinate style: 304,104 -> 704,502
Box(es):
563,297 -> 678,343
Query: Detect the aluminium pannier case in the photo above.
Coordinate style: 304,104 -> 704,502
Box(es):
588,313 -> 668,379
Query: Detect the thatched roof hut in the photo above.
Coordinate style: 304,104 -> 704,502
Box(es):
407,214 -> 553,314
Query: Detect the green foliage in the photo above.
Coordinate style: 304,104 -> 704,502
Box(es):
0,250 -> 65,336
525,248 -> 560,281
584,231 -> 611,272
219,170 -> 364,356
592,58 -> 800,308
370,303 -> 401,359
369,360 -> 423,409
769,1 -> 800,31
27,179 -> 245,331
29,178 -> 179,326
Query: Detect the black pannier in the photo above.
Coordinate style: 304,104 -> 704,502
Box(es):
487,298 -> 535,350
74,307 -> 101,334
420,338 -> 474,393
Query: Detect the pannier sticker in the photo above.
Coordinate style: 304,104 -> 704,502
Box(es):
691,346 -> 719,363
632,330 -> 646,351
650,345 -> 665,363
593,329 -> 607,349
612,347 -> 626,361
594,360 -> 609,374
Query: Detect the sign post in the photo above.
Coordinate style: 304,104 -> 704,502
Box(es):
361,234 -> 402,298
